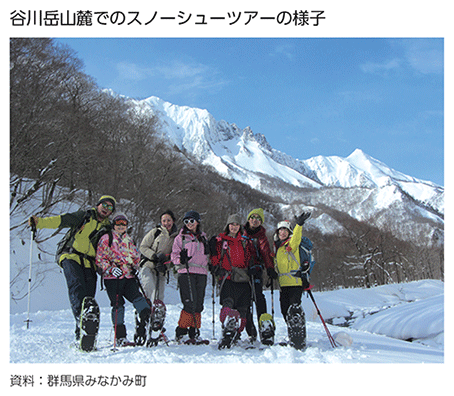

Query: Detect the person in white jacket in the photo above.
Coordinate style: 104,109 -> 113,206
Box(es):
139,210 -> 178,302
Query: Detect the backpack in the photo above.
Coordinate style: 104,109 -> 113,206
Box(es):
89,224 -> 114,250
289,236 -> 316,288
55,210 -> 92,265
298,236 -> 315,275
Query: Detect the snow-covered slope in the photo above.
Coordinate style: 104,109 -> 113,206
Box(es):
135,96 -> 443,215
131,96 -> 443,243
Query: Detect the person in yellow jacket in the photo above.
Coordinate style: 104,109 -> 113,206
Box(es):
273,212 -> 310,322
28,195 -> 116,340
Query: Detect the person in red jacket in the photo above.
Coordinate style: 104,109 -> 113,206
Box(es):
242,208 -> 278,343
210,214 -> 257,346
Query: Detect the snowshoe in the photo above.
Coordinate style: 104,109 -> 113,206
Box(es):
134,307 -> 151,346
286,303 -> 306,351
218,306 -> 240,349
79,296 -> 100,352
117,337 -> 136,347
147,300 -> 166,346
259,313 -> 275,346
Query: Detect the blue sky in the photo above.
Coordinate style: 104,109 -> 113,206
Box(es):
55,37 -> 444,186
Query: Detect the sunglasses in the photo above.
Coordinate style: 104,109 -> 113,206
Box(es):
184,218 -> 197,225
249,215 -> 262,221
114,221 -> 128,227
101,202 -> 114,212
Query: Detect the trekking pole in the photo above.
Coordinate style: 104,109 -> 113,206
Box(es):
307,289 -> 337,348
25,217 -> 37,329
249,274 -> 259,338
112,277 -> 120,352
211,272 -> 216,339
134,270 -> 152,307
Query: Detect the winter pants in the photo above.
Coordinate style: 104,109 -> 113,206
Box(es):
220,279 -> 251,332
104,278 -> 150,328
251,275 -> 267,318
139,266 -> 166,301
245,275 -> 267,338
178,273 -> 207,314
62,258 -> 97,322
279,286 -> 303,322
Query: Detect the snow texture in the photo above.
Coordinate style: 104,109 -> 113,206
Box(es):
10,280 -> 444,364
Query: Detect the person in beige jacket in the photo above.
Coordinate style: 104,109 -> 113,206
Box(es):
139,210 -> 178,302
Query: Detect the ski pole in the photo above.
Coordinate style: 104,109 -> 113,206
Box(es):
25,217 -> 37,329
307,289 -> 337,348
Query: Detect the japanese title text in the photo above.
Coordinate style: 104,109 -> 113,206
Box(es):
11,10 -> 326,27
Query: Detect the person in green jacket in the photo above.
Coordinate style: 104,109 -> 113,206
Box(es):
29,195 -> 116,339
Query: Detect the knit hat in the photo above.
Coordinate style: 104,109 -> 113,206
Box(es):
183,210 -> 201,223
97,195 -> 116,212
247,208 -> 264,223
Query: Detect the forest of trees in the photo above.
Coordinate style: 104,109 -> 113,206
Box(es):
10,38 -> 443,299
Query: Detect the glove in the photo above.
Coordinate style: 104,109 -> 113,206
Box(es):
295,212 -> 311,226
248,265 -> 262,277
28,216 -> 38,229
155,261 -> 167,274
208,236 -> 218,256
180,249 -> 191,265
216,267 -> 227,278
111,267 -> 123,278
267,267 -> 278,279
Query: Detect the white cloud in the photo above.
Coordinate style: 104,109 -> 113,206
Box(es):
360,58 -> 402,75
114,59 -> 229,97
360,39 -> 444,76
271,43 -> 295,60
402,40 -> 444,74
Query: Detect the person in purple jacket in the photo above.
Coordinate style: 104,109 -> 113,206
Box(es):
171,210 -> 210,343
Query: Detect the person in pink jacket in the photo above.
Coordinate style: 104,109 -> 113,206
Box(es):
171,210 -> 209,343
96,213 -> 151,346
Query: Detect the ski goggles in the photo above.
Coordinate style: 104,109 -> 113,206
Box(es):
114,220 -> 128,226
184,218 -> 197,225
101,202 -> 114,212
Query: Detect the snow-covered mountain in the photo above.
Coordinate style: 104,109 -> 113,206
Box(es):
132,96 -> 443,242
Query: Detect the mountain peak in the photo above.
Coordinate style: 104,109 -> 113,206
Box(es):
133,96 -> 443,214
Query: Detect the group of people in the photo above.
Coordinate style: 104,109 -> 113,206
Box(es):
29,194 -> 312,348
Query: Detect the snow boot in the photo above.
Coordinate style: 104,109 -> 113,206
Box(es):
175,326 -> 188,343
259,313 -> 275,346
79,296 -> 100,352
286,303 -> 306,351
183,327 -> 209,345
218,306 -> 240,349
